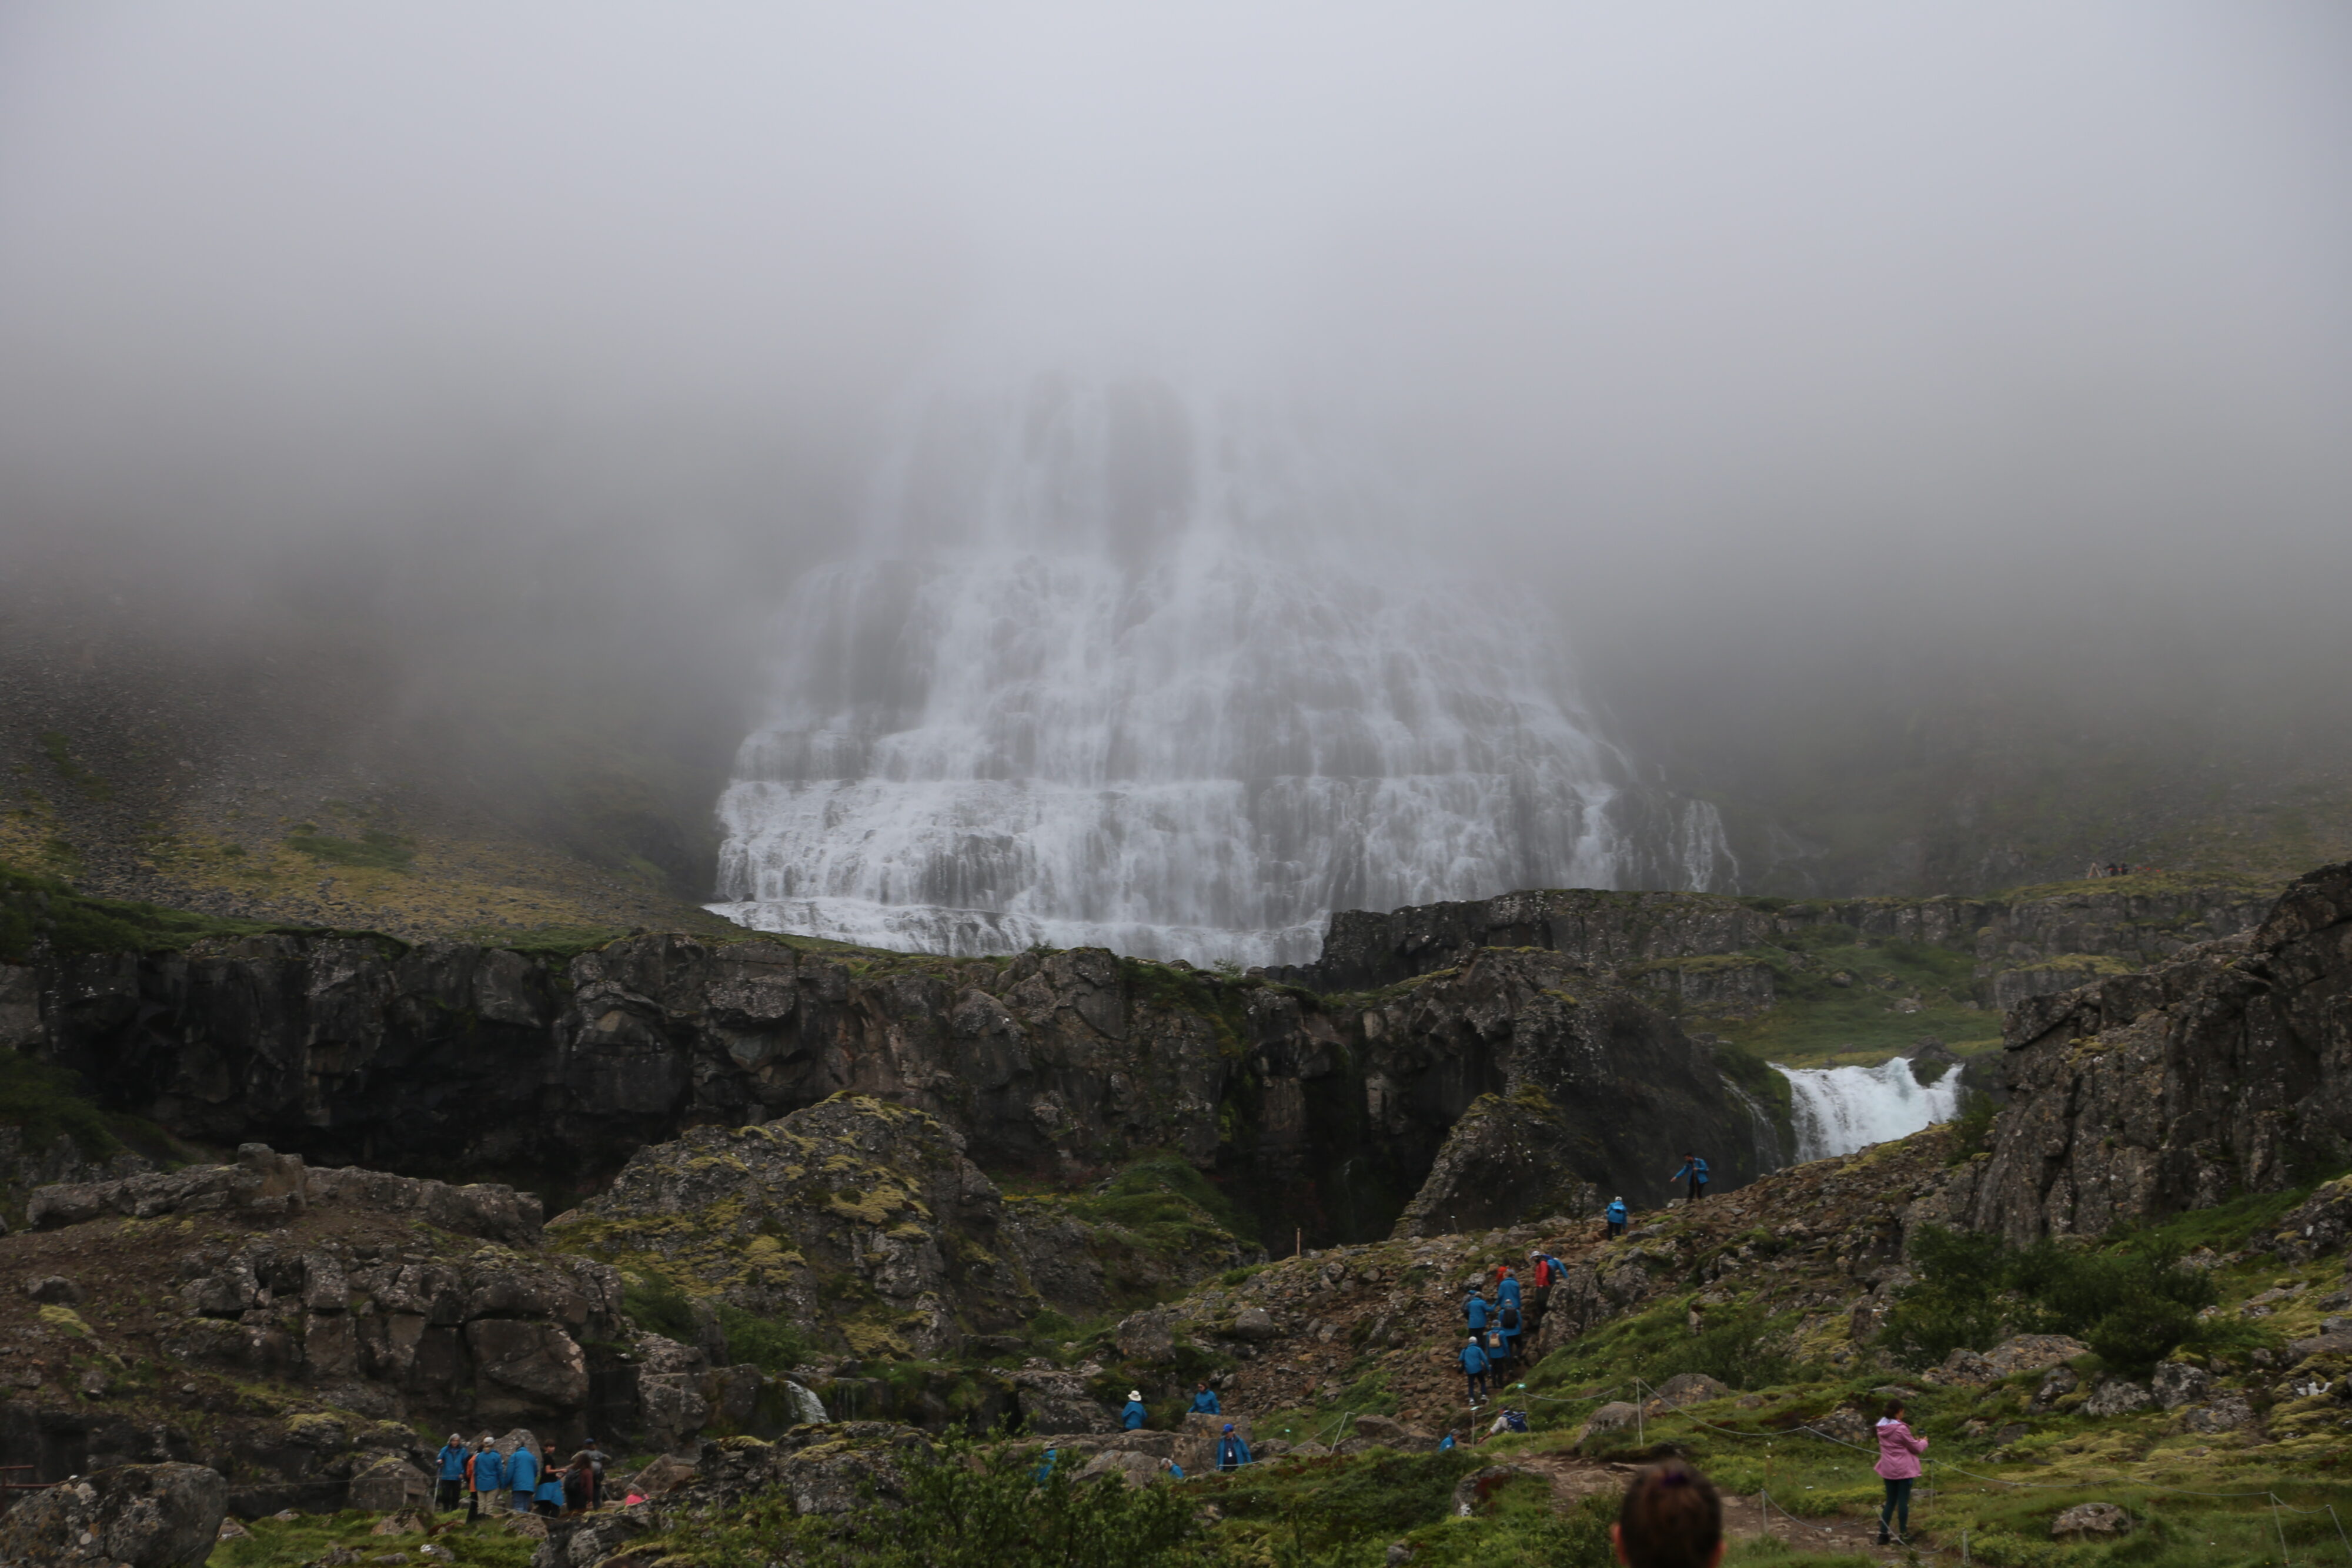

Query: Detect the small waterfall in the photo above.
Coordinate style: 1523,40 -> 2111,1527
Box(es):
1776,1057 -> 1962,1161
781,1379 -> 827,1426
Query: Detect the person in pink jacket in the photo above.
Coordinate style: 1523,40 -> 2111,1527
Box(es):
1874,1399 -> 1929,1545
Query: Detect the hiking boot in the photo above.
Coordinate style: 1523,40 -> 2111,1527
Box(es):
1876,1532 -> 1890,1546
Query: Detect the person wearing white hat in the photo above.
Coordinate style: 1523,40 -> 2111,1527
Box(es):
1121,1390 -> 1148,1430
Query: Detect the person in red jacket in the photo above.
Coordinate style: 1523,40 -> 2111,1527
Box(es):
1874,1399 -> 1929,1546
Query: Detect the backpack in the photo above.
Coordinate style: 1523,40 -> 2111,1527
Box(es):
1499,1304 -> 1521,1332
1502,1410 -> 1529,1434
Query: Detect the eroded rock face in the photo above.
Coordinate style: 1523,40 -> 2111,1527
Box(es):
21,921 -> 1773,1244
1972,862 -> 2352,1243
0,1461 -> 226,1568
550,1096 -> 1058,1359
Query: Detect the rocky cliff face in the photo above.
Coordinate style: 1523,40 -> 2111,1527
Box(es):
1967,860 -> 2352,1243
11,929 -> 1766,1245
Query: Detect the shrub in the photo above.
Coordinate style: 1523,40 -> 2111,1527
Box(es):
620,1270 -> 696,1342
834,1431 -> 1200,1568
1883,1226 -> 2220,1373
717,1304 -> 812,1375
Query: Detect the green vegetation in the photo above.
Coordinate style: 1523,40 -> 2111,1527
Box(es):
0,1052 -> 120,1161
0,864 -> 277,962
211,1510 -> 534,1568
1711,937 -> 2000,1069
646,1432 -> 1202,1568
621,1269 -> 698,1342
1526,1291 -> 1813,1402
717,1303 -> 814,1375
1882,1226 -> 2262,1373
1063,1150 -> 1261,1250
285,824 -> 416,872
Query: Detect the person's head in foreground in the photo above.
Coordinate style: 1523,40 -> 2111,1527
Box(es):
1613,1460 -> 1723,1568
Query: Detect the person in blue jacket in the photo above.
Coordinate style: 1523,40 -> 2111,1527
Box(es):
1671,1154 -> 1710,1203
1122,1390 -> 1148,1430
1190,1381 -> 1221,1416
434,1433 -> 466,1512
1460,1335 -> 1491,1403
1605,1195 -> 1629,1239
1464,1288 -> 1490,1335
506,1441 -> 539,1516
470,1435 -> 507,1516
1215,1424 -> 1252,1470
1033,1447 -> 1060,1483
1496,1266 -> 1522,1315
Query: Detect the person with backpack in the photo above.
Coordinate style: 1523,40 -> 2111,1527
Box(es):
1464,1286 -> 1490,1337
1122,1390 -> 1148,1430
1215,1424 -> 1253,1470
1190,1381 -> 1221,1415
1605,1195 -> 1629,1238
470,1434 -> 506,1516
1460,1333 -> 1491,1403
506,1439 -> 539,1517
563,1455 -> 593,1514
1524,1249 -> 1566,1339
434,1434 -> 466,1512
1875,1399 -> 1929,1546
1494,1294 -> 1523,1368
1496,1265 -> 1522,1317
580,1439 -> 609,1510
1613,1460 -> 1724,1568
1669,1155 -> 1709,1203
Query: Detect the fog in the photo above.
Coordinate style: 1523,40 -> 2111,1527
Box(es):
4,3 -> 2350,895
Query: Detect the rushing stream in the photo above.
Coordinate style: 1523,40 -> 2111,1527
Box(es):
710,373 -> 1734,965
1777,1057 -> 1963,1161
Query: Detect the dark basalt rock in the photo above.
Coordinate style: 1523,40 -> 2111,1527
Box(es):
1970,861 -> 2352,1243
11,923 -> 1771,1244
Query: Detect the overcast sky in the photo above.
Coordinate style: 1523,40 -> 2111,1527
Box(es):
4,3 -> 2347,672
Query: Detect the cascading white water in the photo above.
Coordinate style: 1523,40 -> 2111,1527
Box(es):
1777,1057 -> 1963,1161
710,373 -> 1735,964
781,1379 -> 827,1427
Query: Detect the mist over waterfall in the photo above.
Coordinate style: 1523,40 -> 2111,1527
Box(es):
1779,1058 -> 1963,1161
710,374 -> 1735,964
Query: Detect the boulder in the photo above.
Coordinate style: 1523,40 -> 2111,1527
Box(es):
626,1452 -> 700,1497
1078,1450 -> 1168,1486
2030,1368 -> 2079,1411
1115,1311 -> 1175,1364
1981,1335 -> 2089,1379
1231,1307 -> 1279,1342
2151,1362 -> 2211,1411
21,1275 -> 84,1305
0,1461 -> 228,1568
2051,1502 -> 2132,1539
1582,1402 -> 1639,1440
347,1456 -> 430,1512
1174,1412 -> 1251,1477
1349,1413 -> 1435,1447
2082,1379 -> 2153,1417
2181,1394 -> 2257,1433
1644,1373 -> 1731,1410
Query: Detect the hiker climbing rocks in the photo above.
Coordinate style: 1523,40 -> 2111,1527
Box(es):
1459,1334 -> 1491,1403
1493,1292 -> 1522,1369
1122,1390 -> 1148,1430
1190,1380 -> 1221,1415
1875,1398 -> 1929,1546
1670,1154 -> 1709,1203
1613,1460 -> 1724,1568
1524,1248 -> 1566,1338
1464,1284 -> 1491,1335
1215,1423 -> 1254,1470
1605,1195 -> 1628,1238
1496,1265 -> 1521,1315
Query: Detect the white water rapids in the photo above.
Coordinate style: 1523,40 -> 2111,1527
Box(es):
710,374 -> 1735,965
1777,1057 -> 1963,1161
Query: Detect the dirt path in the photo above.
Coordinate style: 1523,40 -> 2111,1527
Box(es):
1509,1451 -> 1947,1563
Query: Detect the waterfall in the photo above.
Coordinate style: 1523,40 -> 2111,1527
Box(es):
710,373 -> 1735,965
1776,1057 -> 1962,1161
781,1378 -> 827,1427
